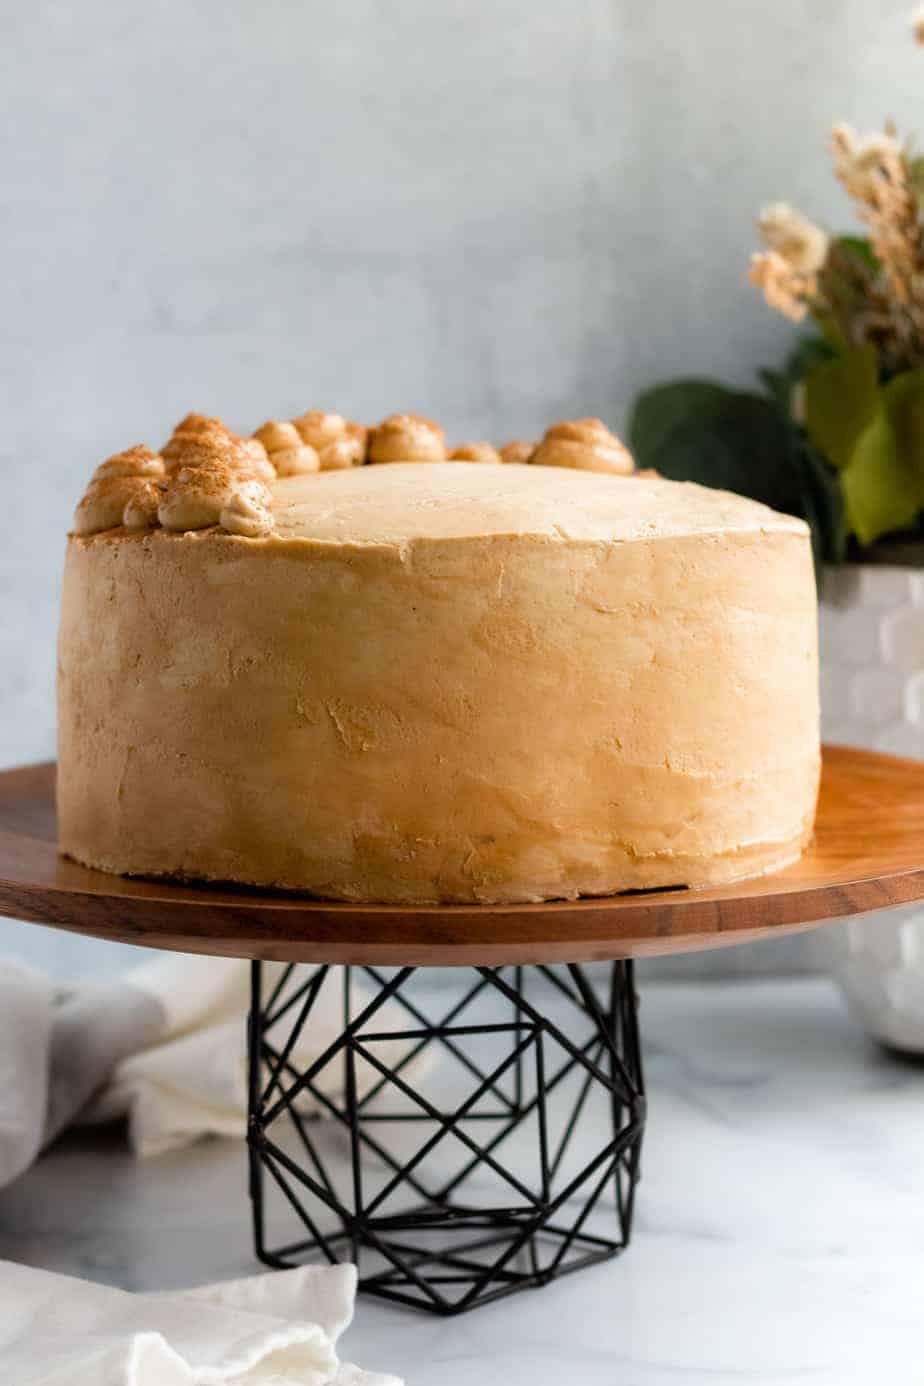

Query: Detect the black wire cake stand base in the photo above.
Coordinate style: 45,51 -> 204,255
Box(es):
247,960 -> 644,1315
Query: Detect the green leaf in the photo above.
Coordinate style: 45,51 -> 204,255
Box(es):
785,335 -> 837,379
804,345 -> 879,469
832,234 -> 879,275
811,309 -> 850,353
628,380 -> 804,516
884,366 -> 924,459
842,417 -> 920,545
798,442 -> 847,567
842,369 -> 924,545
627,380 -> 729,466
759,336 -> 833,414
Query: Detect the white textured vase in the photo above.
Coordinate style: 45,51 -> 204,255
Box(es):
818,563 -> 924,1052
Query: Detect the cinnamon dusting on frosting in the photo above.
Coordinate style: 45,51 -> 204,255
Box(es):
158,463 -> 240,531
76,416 -> 279,538
122,481 -> 163,532
93,445 -> 165,482
164,435 -> 255,475
162,415 -> 238,469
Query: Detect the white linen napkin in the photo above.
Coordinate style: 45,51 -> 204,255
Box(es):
0,954 -> 418,1185
0,963 -> 53,1186
0,1259 -> 402,1385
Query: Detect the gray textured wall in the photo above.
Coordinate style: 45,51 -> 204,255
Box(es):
2,0 -> 917,978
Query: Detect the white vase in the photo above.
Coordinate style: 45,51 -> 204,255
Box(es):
817,562 -> 924,1052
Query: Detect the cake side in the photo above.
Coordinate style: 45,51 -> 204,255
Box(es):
57,501 -> 820,905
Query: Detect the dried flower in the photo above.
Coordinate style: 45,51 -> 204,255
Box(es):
757,202 -> 829,274
830,123 -> 904,202
829,121 -> 924,362
748,251 -> 815,321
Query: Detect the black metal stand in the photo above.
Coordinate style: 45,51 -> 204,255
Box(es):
247,961 -> 645,1315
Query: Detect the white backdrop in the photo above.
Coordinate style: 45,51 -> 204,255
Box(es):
3,0 -> 916,976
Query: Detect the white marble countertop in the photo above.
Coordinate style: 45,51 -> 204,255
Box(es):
2,977 -> 922,1385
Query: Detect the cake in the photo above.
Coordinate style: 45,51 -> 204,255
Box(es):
57,410 -> 820,905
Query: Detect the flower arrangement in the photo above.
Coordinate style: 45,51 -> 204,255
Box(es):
629,13 -> 924,570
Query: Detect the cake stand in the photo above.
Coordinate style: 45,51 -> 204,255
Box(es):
2,745 -> 924,1316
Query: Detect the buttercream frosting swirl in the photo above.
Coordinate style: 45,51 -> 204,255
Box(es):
93,445 -> 165,482
531,418 -> 634,474
499,440 -> 536,464
253,420 -> 319,477
320,434 -> 365,469
162,415 -> 238,469
158,464 -> 241,531
239,437 -> 277,481
293,410 -> 348,452
73,475 -> 165,536
220,480 -> 275,537
368,414 -> 447,463
450,442 -> 502,464
122,481 -> 163,531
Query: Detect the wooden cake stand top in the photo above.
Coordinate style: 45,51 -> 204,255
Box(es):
0,746 -> 923,966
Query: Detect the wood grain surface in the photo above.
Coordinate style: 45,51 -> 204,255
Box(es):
0,747 -> 922,965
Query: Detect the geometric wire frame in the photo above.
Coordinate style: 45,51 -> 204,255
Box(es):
248,960 -> 646,1314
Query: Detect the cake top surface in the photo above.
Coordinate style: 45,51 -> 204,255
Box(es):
69,409 -> 808,547
270,462 -> 807,546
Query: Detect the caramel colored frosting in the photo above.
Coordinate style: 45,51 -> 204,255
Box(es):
238,438 -> 276,481
122,482 -> 162,532
220,480 -> 275,538
162,415 -> 235,468
253,420 -> 320,477
70,411 -> 639,540
294,410 -> 347,451
368,413 -> 447,463
499,440 -> 536,464
320,435 -> 365,469
450,442 -> 503,464
73,475 -> 165,536
58,461 -> 820,905
531,417 -> 634,474
159,464 -> 240,531
270,462 -> 805,544
92,445 -> 165,482
73,419 -> 281,539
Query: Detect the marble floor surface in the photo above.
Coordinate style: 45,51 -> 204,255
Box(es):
1,977 -> 922,1385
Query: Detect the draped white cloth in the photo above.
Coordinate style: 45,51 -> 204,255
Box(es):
0,953 -> 416,1182
0,1260 -> 401,1385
